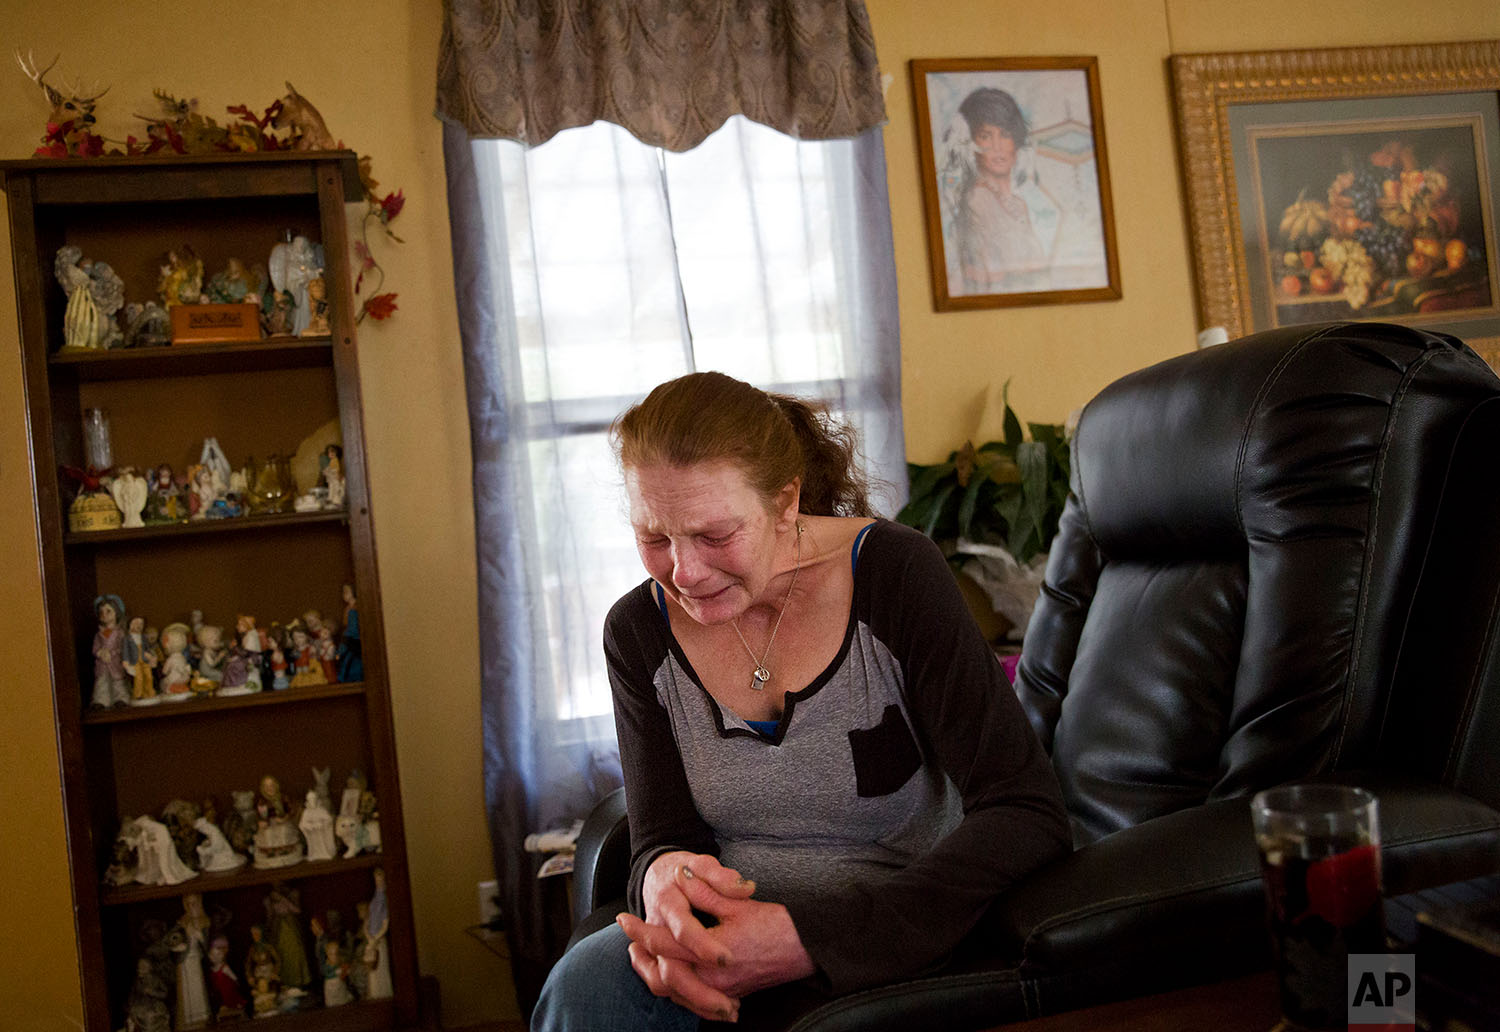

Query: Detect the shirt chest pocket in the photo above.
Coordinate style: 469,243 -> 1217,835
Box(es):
847,704 -> 923,798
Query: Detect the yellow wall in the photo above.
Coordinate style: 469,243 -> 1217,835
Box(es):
1,1 -> 1497,1029
879,0 -> 1500,460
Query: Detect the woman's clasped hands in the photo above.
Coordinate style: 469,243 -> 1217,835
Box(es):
617,851 -> 816,1023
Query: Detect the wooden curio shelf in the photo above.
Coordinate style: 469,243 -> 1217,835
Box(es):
101,852 -> 385,906
2,152 -> 422,1029
82,681 -> 367,725
49,336 -> 335,381
64,509 -> 350,547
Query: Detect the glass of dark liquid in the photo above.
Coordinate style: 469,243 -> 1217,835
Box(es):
1251,784 -> 1384,1031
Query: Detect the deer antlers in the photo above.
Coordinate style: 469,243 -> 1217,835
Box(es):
15,49 -> 110,112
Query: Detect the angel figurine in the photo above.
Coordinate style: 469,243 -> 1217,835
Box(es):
109,467 -> 148,529
158,246 -> 205,307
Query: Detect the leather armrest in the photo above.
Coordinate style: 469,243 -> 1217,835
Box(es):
986,774 -> 1500,977
571,787 -> 630,927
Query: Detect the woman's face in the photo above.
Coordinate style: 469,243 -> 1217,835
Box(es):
972,124 -> 1018,179
626,460 -> 796,627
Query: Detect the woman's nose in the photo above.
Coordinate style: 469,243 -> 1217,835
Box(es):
670,542 -> 706,588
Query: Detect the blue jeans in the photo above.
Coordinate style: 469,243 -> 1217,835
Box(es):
532,924 -> 700,1032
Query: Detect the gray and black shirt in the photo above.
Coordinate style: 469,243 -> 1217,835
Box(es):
606,519 -> 1069,994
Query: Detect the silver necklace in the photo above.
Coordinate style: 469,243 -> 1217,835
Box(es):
732,522 -> 803,691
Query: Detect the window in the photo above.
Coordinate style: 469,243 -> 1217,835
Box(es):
474,116 -> 903,738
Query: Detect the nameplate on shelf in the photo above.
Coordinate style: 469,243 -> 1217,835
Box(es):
171,303 -> 262,344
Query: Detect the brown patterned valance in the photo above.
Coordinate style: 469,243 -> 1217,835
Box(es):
436,0 -> 887,151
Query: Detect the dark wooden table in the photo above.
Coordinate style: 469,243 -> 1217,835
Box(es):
993,971 -> 1281,1031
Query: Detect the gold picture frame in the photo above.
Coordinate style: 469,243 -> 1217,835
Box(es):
910,56 -> 1121,312
1170,41 -> 1500,363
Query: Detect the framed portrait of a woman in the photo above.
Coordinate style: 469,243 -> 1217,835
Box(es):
910,56 -> 1122,312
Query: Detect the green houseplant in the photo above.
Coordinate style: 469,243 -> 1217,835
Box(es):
896,387 -> 1072,634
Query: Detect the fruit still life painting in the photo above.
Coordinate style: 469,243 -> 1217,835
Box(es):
1252,123 -> 1495,328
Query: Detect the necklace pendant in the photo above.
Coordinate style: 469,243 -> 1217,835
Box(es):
750,667 -> 770,691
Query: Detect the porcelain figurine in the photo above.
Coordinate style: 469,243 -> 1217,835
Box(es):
91,593 -> 130,709
144,624 -> 163,668
124,615 -> 159,706
110,467 -> 149,528
222,789 -> 259,856
319,444 -> 346,509
336,582 -> 363,682
126,956 -> 171,1032
218,644 -> 253,696
143,464 -> 185,524
105,818 -> 141,886
362,868 -> 393,999
194,813 -> 246,873
206,256 -> 263,304
336,770 -> 381,859
127,814 -> 197,886
158,622 -> 194,700
300,275 -> 331,337
123,299 -> 172,348
245,925 -> 282,1017
190,624 -> 226,693
160,798 -> 205,870
175,893 -> 213,1030
316,626 -> 338,682
186,465 -> 217,521
252,774 -> 304,869
219,616 -> 262,696
55,245 -> 125,350
350,902 -> 372,998
311,766 -> 334,815
265,881 -> 312,996
321,940 -> 354,1007
158,246 -> 205,307
268,637 -> 291,690
206,933 -> 247,1019
261,287 -> 296,337
237,613 -> 265,690
299,788 -> 338,861
287,623 -> 327,689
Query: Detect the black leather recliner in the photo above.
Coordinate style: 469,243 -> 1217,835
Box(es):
565,322 -> 1500,1029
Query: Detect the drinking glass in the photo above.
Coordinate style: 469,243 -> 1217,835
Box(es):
1251,784 -> 1384,1031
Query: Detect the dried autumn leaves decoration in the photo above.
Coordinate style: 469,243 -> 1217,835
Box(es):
17,52 -> 404,323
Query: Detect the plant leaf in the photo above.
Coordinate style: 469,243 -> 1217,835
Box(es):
920,482 -> 957,538
1002,381 -> 1023,448
907,461 -> 956,505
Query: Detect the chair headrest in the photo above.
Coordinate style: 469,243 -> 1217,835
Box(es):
1072,322 -> 1480,558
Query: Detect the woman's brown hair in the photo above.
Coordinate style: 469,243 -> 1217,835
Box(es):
611,371 -> 873,517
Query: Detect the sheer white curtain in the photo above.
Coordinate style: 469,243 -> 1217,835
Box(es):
446,114 -> 903,1002
470,115 -> 905,759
